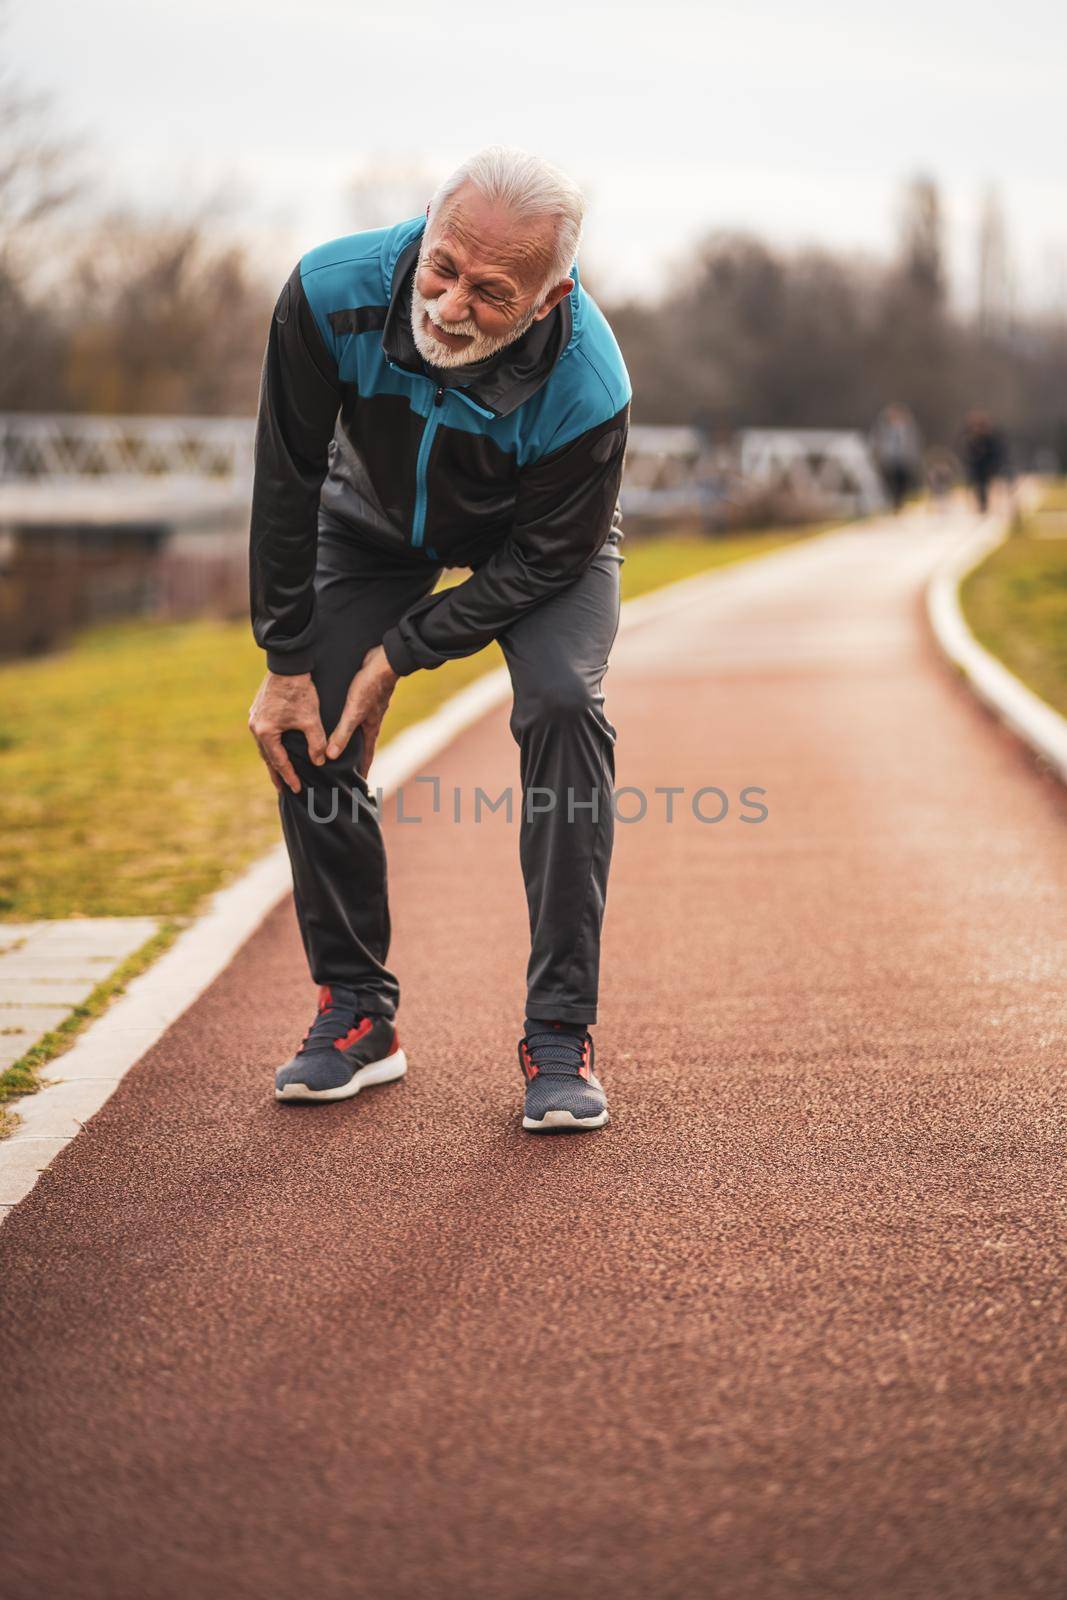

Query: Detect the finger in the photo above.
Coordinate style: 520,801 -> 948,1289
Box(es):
264,733 -> 301,795
256,743 -> 284,795
326,694 -> 367,761
304,717 -> 328,767
358,726 -> 378,780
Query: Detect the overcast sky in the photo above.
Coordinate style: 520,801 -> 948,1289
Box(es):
7,0 -> 1066,306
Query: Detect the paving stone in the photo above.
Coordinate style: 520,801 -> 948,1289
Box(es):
0,981 -> 102,1006
0,918 -> 159,1117
0,1005 -> 78,1035
0,1136 -> 71,1172
36,1052 -> 130,1085
0,1165 -> 40,1206
27,918 -> 157,954
0,956 -> 121,980
7,1078 -> 120,1141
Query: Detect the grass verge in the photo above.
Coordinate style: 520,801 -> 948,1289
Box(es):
960,482 -> 1067,720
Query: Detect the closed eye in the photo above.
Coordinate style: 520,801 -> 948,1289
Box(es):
428,253 -> 512,308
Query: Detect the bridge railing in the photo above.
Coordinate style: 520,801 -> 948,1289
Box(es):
0,414 -> 256,483
622,425 -> 886,521
1,413 -> 887,521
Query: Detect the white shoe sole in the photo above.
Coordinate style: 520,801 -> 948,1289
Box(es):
522,1107 -> 610,1132
275,1047 -> 407,1103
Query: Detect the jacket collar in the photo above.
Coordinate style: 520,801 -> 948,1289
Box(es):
380,223 -> 574,419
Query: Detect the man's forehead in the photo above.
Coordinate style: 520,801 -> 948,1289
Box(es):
428,194 -> 555,285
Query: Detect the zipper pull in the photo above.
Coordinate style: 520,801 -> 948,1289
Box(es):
434,387 -> 445,406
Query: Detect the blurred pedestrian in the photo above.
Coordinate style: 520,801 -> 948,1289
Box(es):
923,445 -> 958,511
960,409 -> 1007,514
871,403 -> 922,513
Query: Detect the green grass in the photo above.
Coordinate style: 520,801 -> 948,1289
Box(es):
0,613 -> 497,923
1037,479 -> 1067,514
0,525 -> 822,926
0,522 -> 824,1118
961,534 -> 1067,720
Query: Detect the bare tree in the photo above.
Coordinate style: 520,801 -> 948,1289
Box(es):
0,16 -> 80,270
896,173 -> 946,305
976,184 -> 1014,338
63,209 -> 273,415
0,12 -> 82,406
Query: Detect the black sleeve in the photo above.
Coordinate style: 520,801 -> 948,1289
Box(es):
380,404 -> 629,676
249,264 -> 343,675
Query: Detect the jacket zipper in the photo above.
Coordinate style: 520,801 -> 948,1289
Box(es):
411,385 -> 445,550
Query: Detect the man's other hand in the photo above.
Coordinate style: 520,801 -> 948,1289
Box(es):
248,672 -> 327,795
326,646 -> 399,777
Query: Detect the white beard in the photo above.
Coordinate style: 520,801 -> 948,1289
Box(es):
410,277 -> 544,370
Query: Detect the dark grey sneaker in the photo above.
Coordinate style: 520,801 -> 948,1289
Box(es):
275,984 -> 406,1103
518,1020 -> 609,1132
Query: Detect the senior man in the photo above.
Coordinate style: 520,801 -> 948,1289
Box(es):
248,146 -> 631,1131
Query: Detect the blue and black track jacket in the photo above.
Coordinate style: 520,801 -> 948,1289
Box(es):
249,214 -> 632,677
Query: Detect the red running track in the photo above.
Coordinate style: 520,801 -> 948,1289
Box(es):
2,510 -> 1066,1599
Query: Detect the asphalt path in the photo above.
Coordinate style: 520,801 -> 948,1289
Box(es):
2,509 -> 1066,1599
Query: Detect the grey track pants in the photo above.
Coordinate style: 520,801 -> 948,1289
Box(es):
278,514 -> 624,1027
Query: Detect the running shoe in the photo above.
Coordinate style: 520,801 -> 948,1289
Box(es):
275,984 -> 406,1102
518,1020 -> 609,1131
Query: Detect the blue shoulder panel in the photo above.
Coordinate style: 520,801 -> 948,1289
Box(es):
516,285 -> 632,467
298,226 -> 393,362
299,216 -> 426,366
380,214 -> 426,287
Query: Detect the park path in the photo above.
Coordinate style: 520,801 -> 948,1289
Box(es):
2,508 -> 1066,1600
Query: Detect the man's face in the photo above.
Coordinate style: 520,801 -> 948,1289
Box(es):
411,182 -> 574,370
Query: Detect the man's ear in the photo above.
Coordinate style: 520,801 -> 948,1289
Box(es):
534,278 -> 574,321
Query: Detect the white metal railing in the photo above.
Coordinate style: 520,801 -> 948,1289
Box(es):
0,414 -> 256,483
1,415 -> 887,518
623,425 -> 886,518
738,428 -> 886,515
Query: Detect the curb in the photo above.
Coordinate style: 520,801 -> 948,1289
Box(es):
925,508 -> 1067,787
0,522 -> 855,1221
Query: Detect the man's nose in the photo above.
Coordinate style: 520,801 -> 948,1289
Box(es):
436,281 -> 472,323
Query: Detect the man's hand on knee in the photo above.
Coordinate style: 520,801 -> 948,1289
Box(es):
327,646 -> 399,776
248,671 -> 328,795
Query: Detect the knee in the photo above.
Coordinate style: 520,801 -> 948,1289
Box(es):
511,671 -> 601,738
281,725 -> 365,782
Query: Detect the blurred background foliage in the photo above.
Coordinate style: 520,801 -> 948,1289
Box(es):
2,23 -> 1065,465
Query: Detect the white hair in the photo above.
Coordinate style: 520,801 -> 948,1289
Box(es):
427,145 -> 585,292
